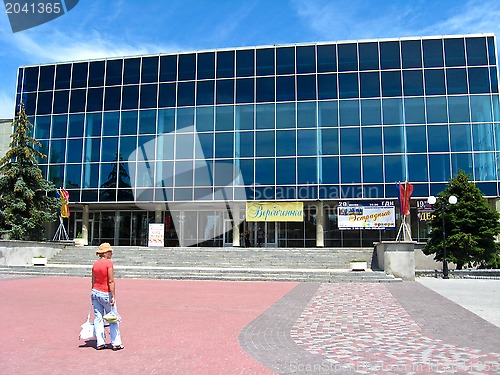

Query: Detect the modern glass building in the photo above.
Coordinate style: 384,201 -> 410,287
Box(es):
14,34 -> 500,247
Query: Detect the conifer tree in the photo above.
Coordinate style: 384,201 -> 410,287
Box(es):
423,171 -> 500,269
0,103 -> 60,240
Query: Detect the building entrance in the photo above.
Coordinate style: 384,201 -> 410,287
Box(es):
244,222 -> 277,247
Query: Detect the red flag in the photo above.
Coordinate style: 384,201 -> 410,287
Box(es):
399,182 -> 413,216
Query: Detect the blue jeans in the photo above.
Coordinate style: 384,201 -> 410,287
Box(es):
91,289 -> 122,347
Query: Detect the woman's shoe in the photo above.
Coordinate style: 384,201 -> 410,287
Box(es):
112,345 -> 124,351
96,345 -> 106,350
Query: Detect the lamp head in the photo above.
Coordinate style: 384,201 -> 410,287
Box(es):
448,195 -> 458,205
427,196 -> 437,205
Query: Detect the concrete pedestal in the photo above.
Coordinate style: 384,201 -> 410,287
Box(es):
375,241 -> 416,281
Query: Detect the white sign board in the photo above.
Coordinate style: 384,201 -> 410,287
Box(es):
337,201 -> 396,230
148,223 -> 165,247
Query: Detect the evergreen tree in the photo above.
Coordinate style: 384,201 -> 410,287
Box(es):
0,103 -> 60,241
423,171 -> 500,269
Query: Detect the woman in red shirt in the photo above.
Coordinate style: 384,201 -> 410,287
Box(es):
91,242 -> 124,350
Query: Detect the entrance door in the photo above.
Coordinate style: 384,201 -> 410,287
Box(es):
265,222 -> 277,247
223,219 -> 233,247
253,222 -> 277,247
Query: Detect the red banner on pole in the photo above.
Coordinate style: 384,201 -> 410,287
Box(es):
397,182 -> 413,216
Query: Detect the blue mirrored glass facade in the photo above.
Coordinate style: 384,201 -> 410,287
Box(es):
15,34 -> 500,247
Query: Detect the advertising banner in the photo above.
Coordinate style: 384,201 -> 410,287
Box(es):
246,202 -> 304,222
148,223 -> 165,247
337,201 -> 395,230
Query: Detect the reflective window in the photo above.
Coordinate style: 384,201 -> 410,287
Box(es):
159,55 -> 177,82
404,98 -> 425,124
55,64 -> 71,90
65,164 -> 81,188
216,79 -> 234,104
474,153 -> 496,180
104,86 -> 121,111
341,156 -> 361,183
158,83 -> 176,107
298,129 -> 317,156
472,123 -> 494,151
407,155 -> 428,182
384,155 -> 405,183
298,157 -> 317,183
239,159 -> 254,185
196,106 -> 214,132
236,78 -> 254,103
177,107 -> 194,129
37,91 -> 52,115
51,115 -> 67,138
319,101 -> 338,127
24,92 -> 37,115
340,100 -> 360,126
119,136 -> 137,160
424,69 -> 445,95
488,37 -> 496,65
490,67 -> 498,94
362,156 -> 383,183
35,116 -> 51,138
470,95 -> 493,122
68,114 -> 84,137
276,130 -> 296,156
361,127 -> 382,154
358,42 -> 379,71
340,127 -> 360,154
121,111 -> 138,135
361,99 -> 381,126
297,102 -> 317,129
382,98 -> 403,125
156,161 -> 174,186
215,132 -> 233,158
174,161 -> 193,187
48,165 -> 64,186
380,41 -> 400,70
84,138 -> 100,163
276,76 -> 295,102
101,137 -> 119,162
276,158 -> 296,184
256,104 -> 274,129
451,153 -> 473,178
297,46 -> 316,74
256,131 -> 275,157
139,110 -> 156,134
360,72 -> 380,98
157,134 -> 174,159
383,126 -> 404,153
466,37 -> 488,66
256,48 -> 274,76
401,40 -> 422,68
321,156 -> 339,183
338,43 -> 357,72
87,88 -> 104,112
178,54 -> 196,81
256,77 -> 275,102
276,47 -> 295,74
318,73 -> 337,99
237,131 -> 254,157
67,139 -> 83,163
197,133 -> 213,158
88,61 -> 105,87
236,49 -> 254,77
403,70 -> 424,96
105,60 -> 123,86
82,163 -> 99,188
100,163 -> 116,188
423,39 -> 444,68
426,97 -> 448,123
255,158 -> 274,185
69,90 -> 85,113
53,90 -> 69,114
176,133 -> 194,159
197,52 -> 215,80
444,38 -> 465,67
446,68 -> 467,94
102,112 -> 119,136
72,63 -> 88,88
276,102 -> 296,129
381,71 -> 401,97
450,123 -> 472,151
121,85 -> 139,110
141,56 -> 159,84
468,67 -> 490,94
317,44 -> 336,73
297,75 -> 316,101
427,125 -> 450,152
321,128 -> 339,155
23,67 -> 39,92
429,154 -> 450,182
39,65 -> 55,91
217,51 -> 235,78
215,106 -> 234,131
235,105 -> 254,130
338,73 -> 358,98
406,126 -> 427,153
448,96 -> 470,123
177,81 -> 195,106
140,84 -> 157,109
158,108 -> 175,134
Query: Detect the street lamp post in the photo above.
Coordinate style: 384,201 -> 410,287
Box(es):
427,195 -> 457,279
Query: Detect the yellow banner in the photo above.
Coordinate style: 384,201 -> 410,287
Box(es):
246,202 -> 304,222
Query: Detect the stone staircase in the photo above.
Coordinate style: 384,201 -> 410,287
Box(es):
0,246 -> 402,282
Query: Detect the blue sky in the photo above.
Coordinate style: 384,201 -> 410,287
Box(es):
1,0 -> 499,119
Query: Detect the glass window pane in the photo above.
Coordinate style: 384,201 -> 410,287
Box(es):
215,132 -> 234,158
123,58 -> 140,84
384,155 -> 406,183
237,131 -> 254,157
298,157 -> 317,183
69,89 -> 85,113
318,73 -> 337,99
256,103 -> 274,129
358,42 -> 379,71
406,126 -> 427,153
177,107 -> 194,130
427,125 -> 450,152
39,65 -> 54,91
176,133 -> 194,159
53,90 -> 69,114
178,54 -> 196,81
362,127 -> 382,154
403,70 -> 424,96
423,39 -> 444,68
446,68 -> 468,94
255,158 -> 274,185
444,38 -> 466,67
429,154 -> 450,182
470,95 -> 493,122
82,163 -> 99,188
66,138 -> 83,163
105,59 -> 123,86
362,156 -> 383,183
216,79 -> 234,104
276,47 -> 295,74
65,164 -> 81,188
382,98 -> 403,125
68,114 -> 84,137
35,116 -> 51,139
158,83 -> 176,108
296,45 -> 316,74
160,55 -> 177,82
298,129 -> 317,156
177,82 -> 195,107
197,52 -> 215,80
381,71 -> 402,97
466,37 -> 488,66
83,138 -> 100,163
319,101 -> 338,127
104,86 -> 121,111
37,92 -> 53,115
141,56 -> 158,84
360,72 -> 380,98
276,102 -> 296,129
256,77 -> 275,102
196,106 -> 214,132
474,153 -> 496,180
450,123 -> 472,151
256,48 -> 274,76
235,105 -> 254,130
71,62 -> 88,88
361,99 -> 381,126
174,161 -> 193,187
340,127 -> 360,154
256,131 -> 275,157
215,106 -> 234,131
426,97 -> 448,124
404,98 -> 425,124
140,84 -> 157,109
338,43 -> 357,72
121,111 -> 138,135
236,49 -> 254,77
157,135 -> 174,160
197,133 -> 213,159
490,67 -> 498,94
51,115 -> 67,138
448,96 -> 470,123
121,85 -> 139,110
236,78 -> 254,103
217,51 -> 235,78
473,123 -> 494,151
407,155 -> 428,182
276,130 -> 296,156
317,44 -> 337,73
451,153 -> 473,178
276,158 -> 296,184
100,137 -> 118,162
401,40 -> 422,68
139,110 -> 156,134
321,128 -> 339,155
102,111 -> 119,136
340,99 -> 360,126
424,69 -> 445,95
119,136 -> 137,160
321,157 -> 339,183
55,64 -> 71,90
158,108 -> 175,134
87,87 -> 103,112
338,73 -> 358,99
383,126 -> 404,153
341,156 -> 361,183
297,102 -> 316,128
276,76 -> 295,102
380,41 -> 400,70
468,67 -> 490,94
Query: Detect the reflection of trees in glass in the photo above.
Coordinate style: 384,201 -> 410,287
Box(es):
101,152 -> 134,201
